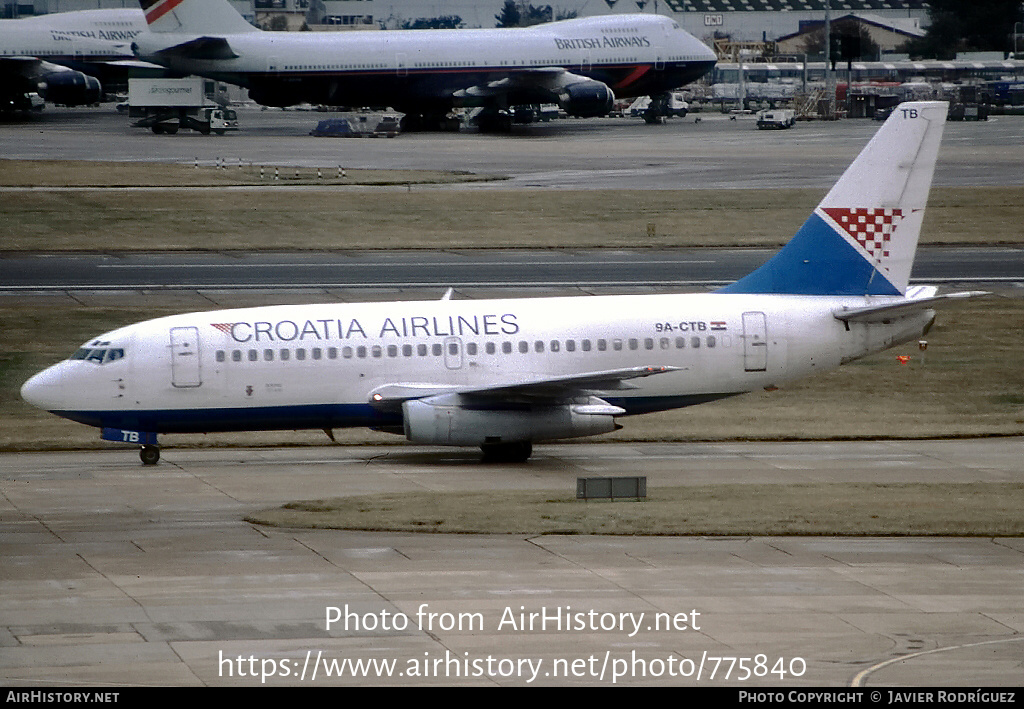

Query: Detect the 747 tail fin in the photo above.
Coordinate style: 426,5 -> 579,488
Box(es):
720,101 -> 948,296
137,0 -> 257,34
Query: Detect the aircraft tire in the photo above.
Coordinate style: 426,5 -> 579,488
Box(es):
480,441 -> 532,463
140,445 -> 160,466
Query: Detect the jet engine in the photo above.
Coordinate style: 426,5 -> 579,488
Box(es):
402,394 -> 623,446
557,80 -> 615,118
37,71 -> 102,106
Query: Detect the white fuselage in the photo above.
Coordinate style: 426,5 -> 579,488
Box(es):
134,15 -> 717,109
0,9 -> 146,63
22,291 -> 933,438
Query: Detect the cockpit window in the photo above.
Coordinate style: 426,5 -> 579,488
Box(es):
69,347 -> 125,364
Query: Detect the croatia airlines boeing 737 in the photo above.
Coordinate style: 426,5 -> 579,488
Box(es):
130,0 -> 717,129
22,102 -> 983,464
0,8 -> 148,111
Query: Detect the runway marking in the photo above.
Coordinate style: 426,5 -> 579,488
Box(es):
850,636 -> 1024,687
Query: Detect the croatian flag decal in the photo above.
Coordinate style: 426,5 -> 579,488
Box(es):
821,207 -> 903,261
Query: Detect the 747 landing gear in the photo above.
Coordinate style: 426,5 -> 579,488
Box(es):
140,444 -> 160,465
480,441 -> 533,463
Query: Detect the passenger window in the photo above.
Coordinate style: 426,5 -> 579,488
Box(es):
312,348 -> 322,360
675,337 -> 686,349
372,346 -> 382,358
387,345 -> 398,357
248,349 -> 258,361
503,342 -> 513,354
449,343 -> 459,355
582,339 -> 592,352
486,342 -> 496,355
216,350 -> 225,362
264,349 -> 273,361
644,338 -> 654,350
232,350 -> 242,362
403,344 -> 413,357
660,338 -> 670,350
280,349 -> 289,361
613,339 -> 623,351
357,346 -> 367,359
597,339 -> 607,351
418,344 -> 428,356
518,341 -> 529,354
707,336 -> 716,348
467,342 -> 477,355
432,343 -> 443,356
550,340 -> 560,352
296,348 -> 306,361
691,336 -> 701,349
342,347 -> 352,359
628,338 -> 638,350
534,341 -> 544,353
329,347 -> 338,359
566,340 -> 575,352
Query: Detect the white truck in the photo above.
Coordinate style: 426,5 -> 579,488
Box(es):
128,77 -> 238,135
756,108 -> 795,129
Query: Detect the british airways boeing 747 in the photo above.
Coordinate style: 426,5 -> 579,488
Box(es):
130,0 -> 717,130
21,102 -> 983,464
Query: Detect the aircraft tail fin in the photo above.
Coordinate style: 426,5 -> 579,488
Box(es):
720,101 -> 948,296
137,0 -> 258,34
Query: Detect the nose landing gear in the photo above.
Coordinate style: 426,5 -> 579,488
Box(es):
140,444 -> 160,465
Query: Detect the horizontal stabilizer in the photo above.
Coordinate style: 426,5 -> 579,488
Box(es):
833,290 -> 988,323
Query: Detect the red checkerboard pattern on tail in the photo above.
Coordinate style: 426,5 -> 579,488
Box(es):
822,207 -> 904,260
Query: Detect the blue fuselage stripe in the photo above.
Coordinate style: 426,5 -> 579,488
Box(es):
50,394 -> 737,435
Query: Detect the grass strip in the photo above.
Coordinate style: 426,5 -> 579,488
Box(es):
246,483 -> 1024,536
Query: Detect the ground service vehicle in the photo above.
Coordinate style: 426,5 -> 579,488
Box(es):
128,76 -> 237,134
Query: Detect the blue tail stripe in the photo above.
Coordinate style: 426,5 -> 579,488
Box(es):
718,213 -> 901,296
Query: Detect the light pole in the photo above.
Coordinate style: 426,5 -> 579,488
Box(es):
824,0 -> 834,118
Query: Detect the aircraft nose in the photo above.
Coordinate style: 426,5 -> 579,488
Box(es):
21,363 -> 67,412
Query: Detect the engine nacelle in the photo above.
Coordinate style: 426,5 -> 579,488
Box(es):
402,395 -> 621,446
38,71 -> 101,106
558,80 -> 615,118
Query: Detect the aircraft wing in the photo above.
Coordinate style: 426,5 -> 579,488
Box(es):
369,365 -> 680,410
151,35 -> 238,61
451,68 -> 614,116
832,289 -> 988,323
1,56 -> 45,77
452,67 -> 574,99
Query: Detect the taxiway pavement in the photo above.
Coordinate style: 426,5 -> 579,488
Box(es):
3,108 -> 1023,189
2,440 -> 1022,687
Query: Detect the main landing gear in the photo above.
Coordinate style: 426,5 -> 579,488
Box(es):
140,444 -> 160,465
480,441 -> 533,463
